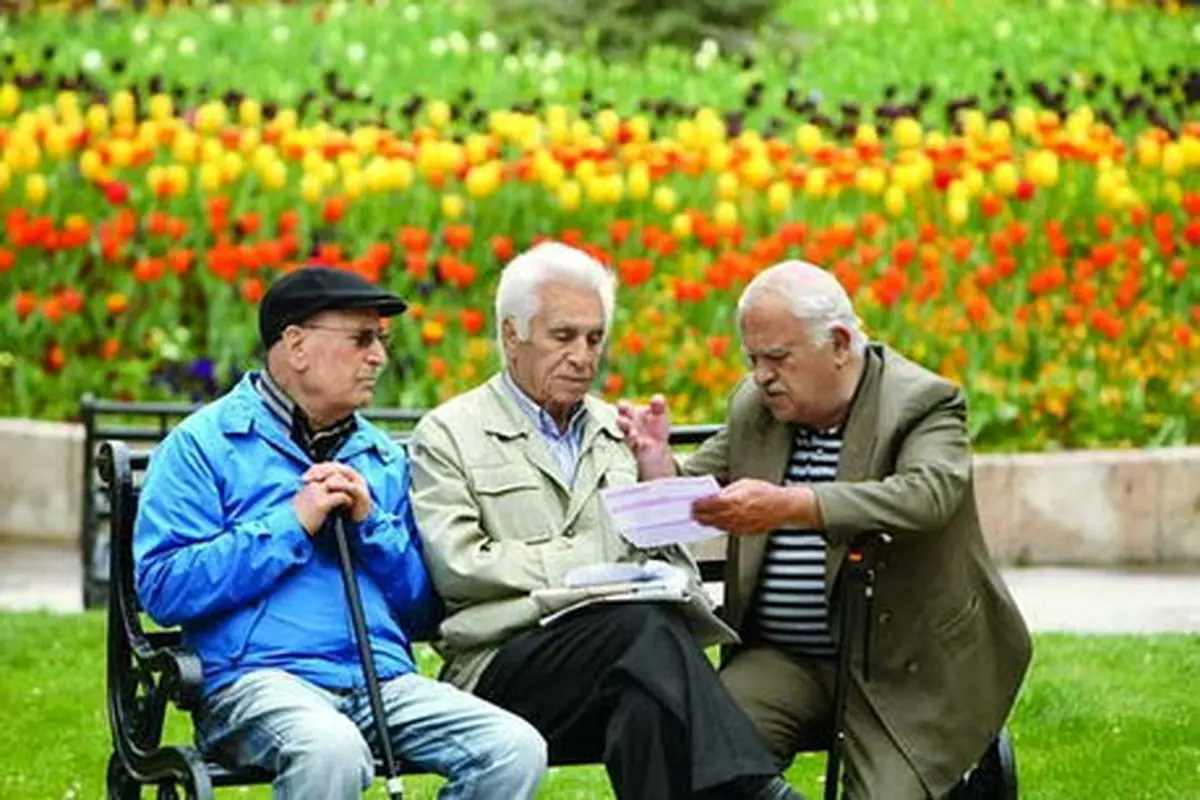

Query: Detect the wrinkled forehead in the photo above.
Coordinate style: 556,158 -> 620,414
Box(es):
533,281 -> 606,329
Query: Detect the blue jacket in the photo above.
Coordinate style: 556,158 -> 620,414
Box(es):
134,373 -> 440,697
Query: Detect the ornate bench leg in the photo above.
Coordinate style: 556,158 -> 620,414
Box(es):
107,752 -> 141,800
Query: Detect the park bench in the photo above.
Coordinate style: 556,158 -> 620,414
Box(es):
93,400 -> 1016,799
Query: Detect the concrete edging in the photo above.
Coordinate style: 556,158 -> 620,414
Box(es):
0,418 -> 1197,566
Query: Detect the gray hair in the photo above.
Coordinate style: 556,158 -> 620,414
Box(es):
736,260 -> 866,352
494,241 -> 617,356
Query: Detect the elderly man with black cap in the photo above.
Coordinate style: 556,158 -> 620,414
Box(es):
134,266 -> 547,799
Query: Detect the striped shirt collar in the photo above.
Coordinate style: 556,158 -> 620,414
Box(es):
251,368 -> 357,461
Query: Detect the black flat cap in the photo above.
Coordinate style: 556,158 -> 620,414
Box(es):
258,266 -> 408,349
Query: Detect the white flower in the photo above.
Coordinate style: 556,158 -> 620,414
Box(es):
448,30 -> 469,55
81,49 -> 104,72
403,4 -> 420,22
503,54 -> 520,73
272,25 -> 290,44
995,19 -> 1013,40
693,50 -> 715,71
540,77 -> 559,96
210,4 -> 232,24
698,37 -> 719,57
861,2 -> 879,25
131,24 -> 149,45
346,42 -> 366,63
543,49 -> 564,72
149,45 -> 165,64
521,52 -> 540,70
478,31 -> 499,52
355,83 -> 372,99
330,1 -> 348,18
827,10 -> 842,26
178,36 -> 196,56
428,37 -> 447,57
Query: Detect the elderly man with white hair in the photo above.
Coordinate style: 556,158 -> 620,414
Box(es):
619,261 -> 1031,799
408,242 -> 806,800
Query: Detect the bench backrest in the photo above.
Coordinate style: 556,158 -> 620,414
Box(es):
80,395 -> 726,607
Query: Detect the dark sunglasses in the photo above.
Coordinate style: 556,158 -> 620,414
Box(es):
302,324 -> 391,350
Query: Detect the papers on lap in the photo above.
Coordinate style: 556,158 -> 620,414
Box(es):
599,475 -> 725,548
534,560 -> 693,626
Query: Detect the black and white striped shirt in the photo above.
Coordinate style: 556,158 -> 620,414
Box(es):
752,425 -> 843,657
252,369 -> 356,462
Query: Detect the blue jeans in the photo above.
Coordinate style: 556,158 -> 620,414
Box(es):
195,668 -> 547,799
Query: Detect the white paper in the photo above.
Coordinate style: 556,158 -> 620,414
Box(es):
600,475 -> 725,548
564,560 -> 691,590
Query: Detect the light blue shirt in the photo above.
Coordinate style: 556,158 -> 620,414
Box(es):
502,371 -> 588,486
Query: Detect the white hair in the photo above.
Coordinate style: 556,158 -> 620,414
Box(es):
494,241 -> 617,356
736,260 -> 866,352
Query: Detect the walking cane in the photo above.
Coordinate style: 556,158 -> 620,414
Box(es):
824,534 -> 887,800
332,511 -> 405,800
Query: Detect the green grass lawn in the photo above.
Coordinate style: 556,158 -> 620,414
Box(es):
1,611 -> 1197,799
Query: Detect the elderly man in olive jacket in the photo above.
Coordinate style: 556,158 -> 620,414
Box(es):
408,242 -> 805,800
619,261 -> 1032,799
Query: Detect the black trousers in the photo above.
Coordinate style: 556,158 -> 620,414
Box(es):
475,603 -> 778,799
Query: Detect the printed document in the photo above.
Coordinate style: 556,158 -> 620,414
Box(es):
600,475 -> 725,548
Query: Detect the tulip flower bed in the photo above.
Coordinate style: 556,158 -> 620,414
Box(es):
0,1 -> 1197,452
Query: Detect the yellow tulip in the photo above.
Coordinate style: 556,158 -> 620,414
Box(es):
947,194 -> 969,226
301,172 -> 323,203
146,93 -> 172,122
795,123 -> 822,155
54,91 -> 78,119
987,120 -> 1012,146
168,164 -> 189,194
0,163 -> 9,191
79,149 -> 103,180
44,126 -> 70,159
1161,143 -> 1184,178
1027,150 -> 1059,188
111,91 -> 136,124
86,104 -> 109,135
884,185 -> 906,217
854,123 -> 879,148
199,162 -> 222,193
388,159 -> 414,191
671,212 -> 693,238
959,109 -> 985,140
1012,106 -> 1036,137
343,170 -> 364,200
596,109 -> 620,142
717,171 -> 739,200
893,117 -> 923,149
742,155 -> 772,188
1180,134 -> 1200,167
855,166 -> 886,195
421,99 -> 448,129
767,181 -> 792,215
627,163 -> 651,200
0,83 -> 20,116
221,152 -> 244,182
24,173 -> 47,205
239,99 -> 262,128
465,162 -> 501,198
653,185 -> 677,213
1136,135 -> 1161,168
239,128 -> 262,154
261,159 -> 288,191
558,180 -> 581,211
626,115 -> 650,143
337,151 -> 362,174
109,139 -> 134,168
707,142 -> 731,172
714,200 -> 738,228
992,162 -> 1019,196
804,168 -> 829,196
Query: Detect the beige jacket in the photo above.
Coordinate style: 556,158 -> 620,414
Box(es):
408,374 -> 734,692
682,345 -> 1032,797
